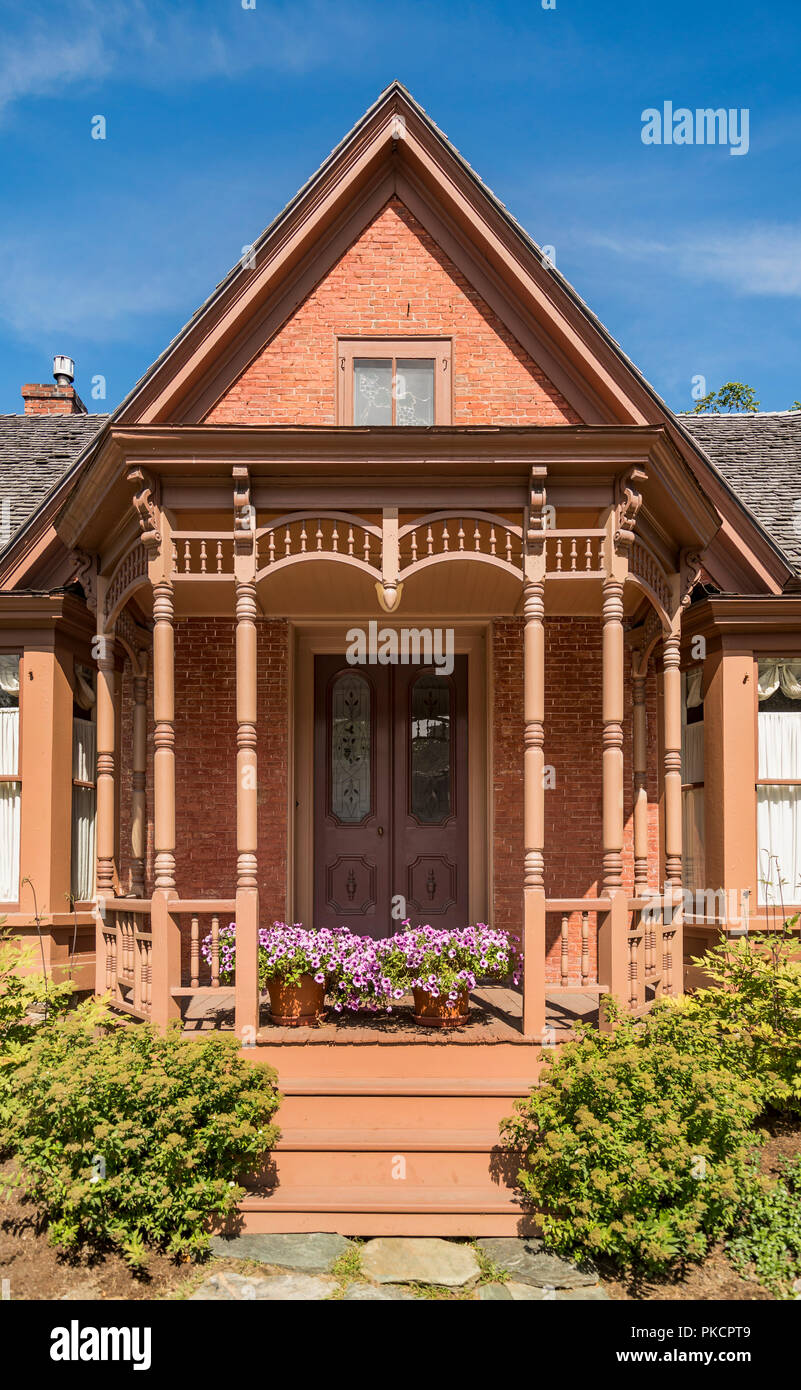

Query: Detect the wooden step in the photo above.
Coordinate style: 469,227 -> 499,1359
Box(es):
279,1076 -> 531,1097
275,1127 -> 509,1151
250,1040 -> 543,1082
263,1149 -> 518,1189
277,1092 -> 522,1130
235,1186 -> 536,1236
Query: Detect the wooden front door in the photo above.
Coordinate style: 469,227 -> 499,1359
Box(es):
314,655 -> 468,937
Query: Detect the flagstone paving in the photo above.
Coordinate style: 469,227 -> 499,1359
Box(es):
187,1233 -> 609,1301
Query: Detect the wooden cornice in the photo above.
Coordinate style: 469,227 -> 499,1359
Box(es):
681,594 -> 801,642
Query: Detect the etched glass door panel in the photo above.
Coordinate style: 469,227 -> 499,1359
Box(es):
410,674 -> 452,824
331,672 -> 371,823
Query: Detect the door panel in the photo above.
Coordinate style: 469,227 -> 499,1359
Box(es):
314,658 -> 391,935
313,655 -> 469,937
394,658 -> 469,925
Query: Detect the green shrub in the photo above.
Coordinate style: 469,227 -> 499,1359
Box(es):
502,1005 -> 762,1271
727,1156 -> 801,1298
3,997 -> 280,1266
0,926 -> 73,1141
678,929 -> 801,1112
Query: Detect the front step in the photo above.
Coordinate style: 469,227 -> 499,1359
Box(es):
237,1062 -> 536,1236
237,1188 -> 535,1238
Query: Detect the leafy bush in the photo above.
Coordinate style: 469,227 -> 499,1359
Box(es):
727,1155 -> 801,1299
0,926 -> 73,1142
2,997 -> 280,1266
502,1004 -> 762,1271
676,930 -> 801,1112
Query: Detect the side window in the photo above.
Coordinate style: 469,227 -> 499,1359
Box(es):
71,663 -> 97,902
0,654 -> 21,902
338,339 -> 450,425
757,660 -> 801,905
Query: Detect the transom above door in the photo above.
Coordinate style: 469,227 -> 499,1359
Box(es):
313,654 -> 468,938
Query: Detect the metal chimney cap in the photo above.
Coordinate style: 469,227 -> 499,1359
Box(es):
53,355 -> 74,387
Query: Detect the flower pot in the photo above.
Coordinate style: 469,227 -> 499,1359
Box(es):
412,986 -> 469,1028
266,974 -> 326,1026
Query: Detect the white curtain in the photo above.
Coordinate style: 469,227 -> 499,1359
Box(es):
0,663 -> 20,901
73,663 -> 96,711
0,655 -> 19,696
71,718 -> 96,902
682,720 -> 705,784
685,667 -> 704,709
758,786 -> 801,905
682,788 -> 705,892
758,660 -> 801,701
0,783 -> 20,901
758,705 -> 801,903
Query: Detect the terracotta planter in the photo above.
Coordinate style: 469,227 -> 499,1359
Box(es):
412,986 -> 470,1028
266,973 -> 326,1027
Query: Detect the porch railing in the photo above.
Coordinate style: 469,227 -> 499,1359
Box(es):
167,900 -> 236,998
544,893 -> 681,1021
100,900 -> 153,1018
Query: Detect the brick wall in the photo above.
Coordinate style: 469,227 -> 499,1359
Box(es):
206,197 -> 581,426
491,617 -> 661,983
117,618 -> 289,973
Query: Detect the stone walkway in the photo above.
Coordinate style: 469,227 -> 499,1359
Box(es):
190,1233 -> 608,1301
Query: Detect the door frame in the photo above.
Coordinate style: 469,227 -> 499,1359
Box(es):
291,621 -> 490,929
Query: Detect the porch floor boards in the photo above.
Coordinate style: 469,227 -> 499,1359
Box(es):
179,984 -> 599,1039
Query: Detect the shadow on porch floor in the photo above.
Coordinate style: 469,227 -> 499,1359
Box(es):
179,986 -> 599,1041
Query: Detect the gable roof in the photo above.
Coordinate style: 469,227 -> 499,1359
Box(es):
0,413 -> 108,546
682,413 -> 801,573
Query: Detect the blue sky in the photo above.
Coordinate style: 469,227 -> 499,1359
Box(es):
0,0 -> 799,415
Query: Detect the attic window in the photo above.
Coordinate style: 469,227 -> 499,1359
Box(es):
338,339 -> 451,426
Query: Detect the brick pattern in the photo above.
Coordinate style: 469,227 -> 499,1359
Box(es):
117,618 -> 289,976
206,198 -> 581,426
491,617 -> 661,984
21,384 -> 85,415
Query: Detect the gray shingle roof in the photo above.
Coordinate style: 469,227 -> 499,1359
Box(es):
0,413 -> 108,548
682,412 -> 801,573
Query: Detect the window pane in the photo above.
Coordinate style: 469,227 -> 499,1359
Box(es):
395,358 -> 435,426
0,781 -> 20,900
411,673 -> 452,823
682,787 -> 705,893
71,785 -> 96,901
354,358 -> 392,425
758,709 -> 801,780
331,672 -> 371,822
0,706 -> 18,776
757,785 -> 801,904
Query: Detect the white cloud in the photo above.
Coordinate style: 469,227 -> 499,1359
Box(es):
587,225 -> 801,298
0,0 -> 372,117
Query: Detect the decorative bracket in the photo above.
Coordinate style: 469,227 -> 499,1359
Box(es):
614,466 -> 648,549
679,548 -> 704,611
525,467 -> 549,545
377,506 -> 403,612
71,549 -> 98,613
127,466 -> 161,555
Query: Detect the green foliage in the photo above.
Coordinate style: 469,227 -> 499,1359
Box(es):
502,1004 -> 762,1271
2,998 -> 280,1266
674,930 -> 801,1112
689,381 -> 760,413
0,926 -> 73,1139
727,1156 -> 801,1299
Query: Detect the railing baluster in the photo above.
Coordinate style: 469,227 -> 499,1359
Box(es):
581,911 -> 590,986
473,522 -> 481,551
555,538 -> 562,571
191,916 -> 200,988
211,916 -> 220,987
183,540 -> 191,573
560,913 -> 569,988
316,520 -> 323,551
200,539 -> 207,574
442,522 -> 449,552
457,520 -> 465,551
284,527 -> 291,557
331,523 -> 338,553
426,525 -> 434,556
216,540 -> 223,573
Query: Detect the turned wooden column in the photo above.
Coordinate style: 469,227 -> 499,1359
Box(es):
662,629 -> 683,890
632,658 -> 649,893
130,656 -> 148,898
236,579 -> 259,890
601,578 -> 625,891
233,465 -> 260,1044
95,638 -> 117,898
152,581 -> 176,892
522,574 -> 547,1039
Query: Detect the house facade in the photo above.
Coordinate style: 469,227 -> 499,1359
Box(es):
1,85 -> 799,1232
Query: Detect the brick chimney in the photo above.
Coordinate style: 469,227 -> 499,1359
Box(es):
22,356 -> 87,415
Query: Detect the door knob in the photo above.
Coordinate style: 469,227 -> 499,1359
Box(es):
377,826 -> 384,836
